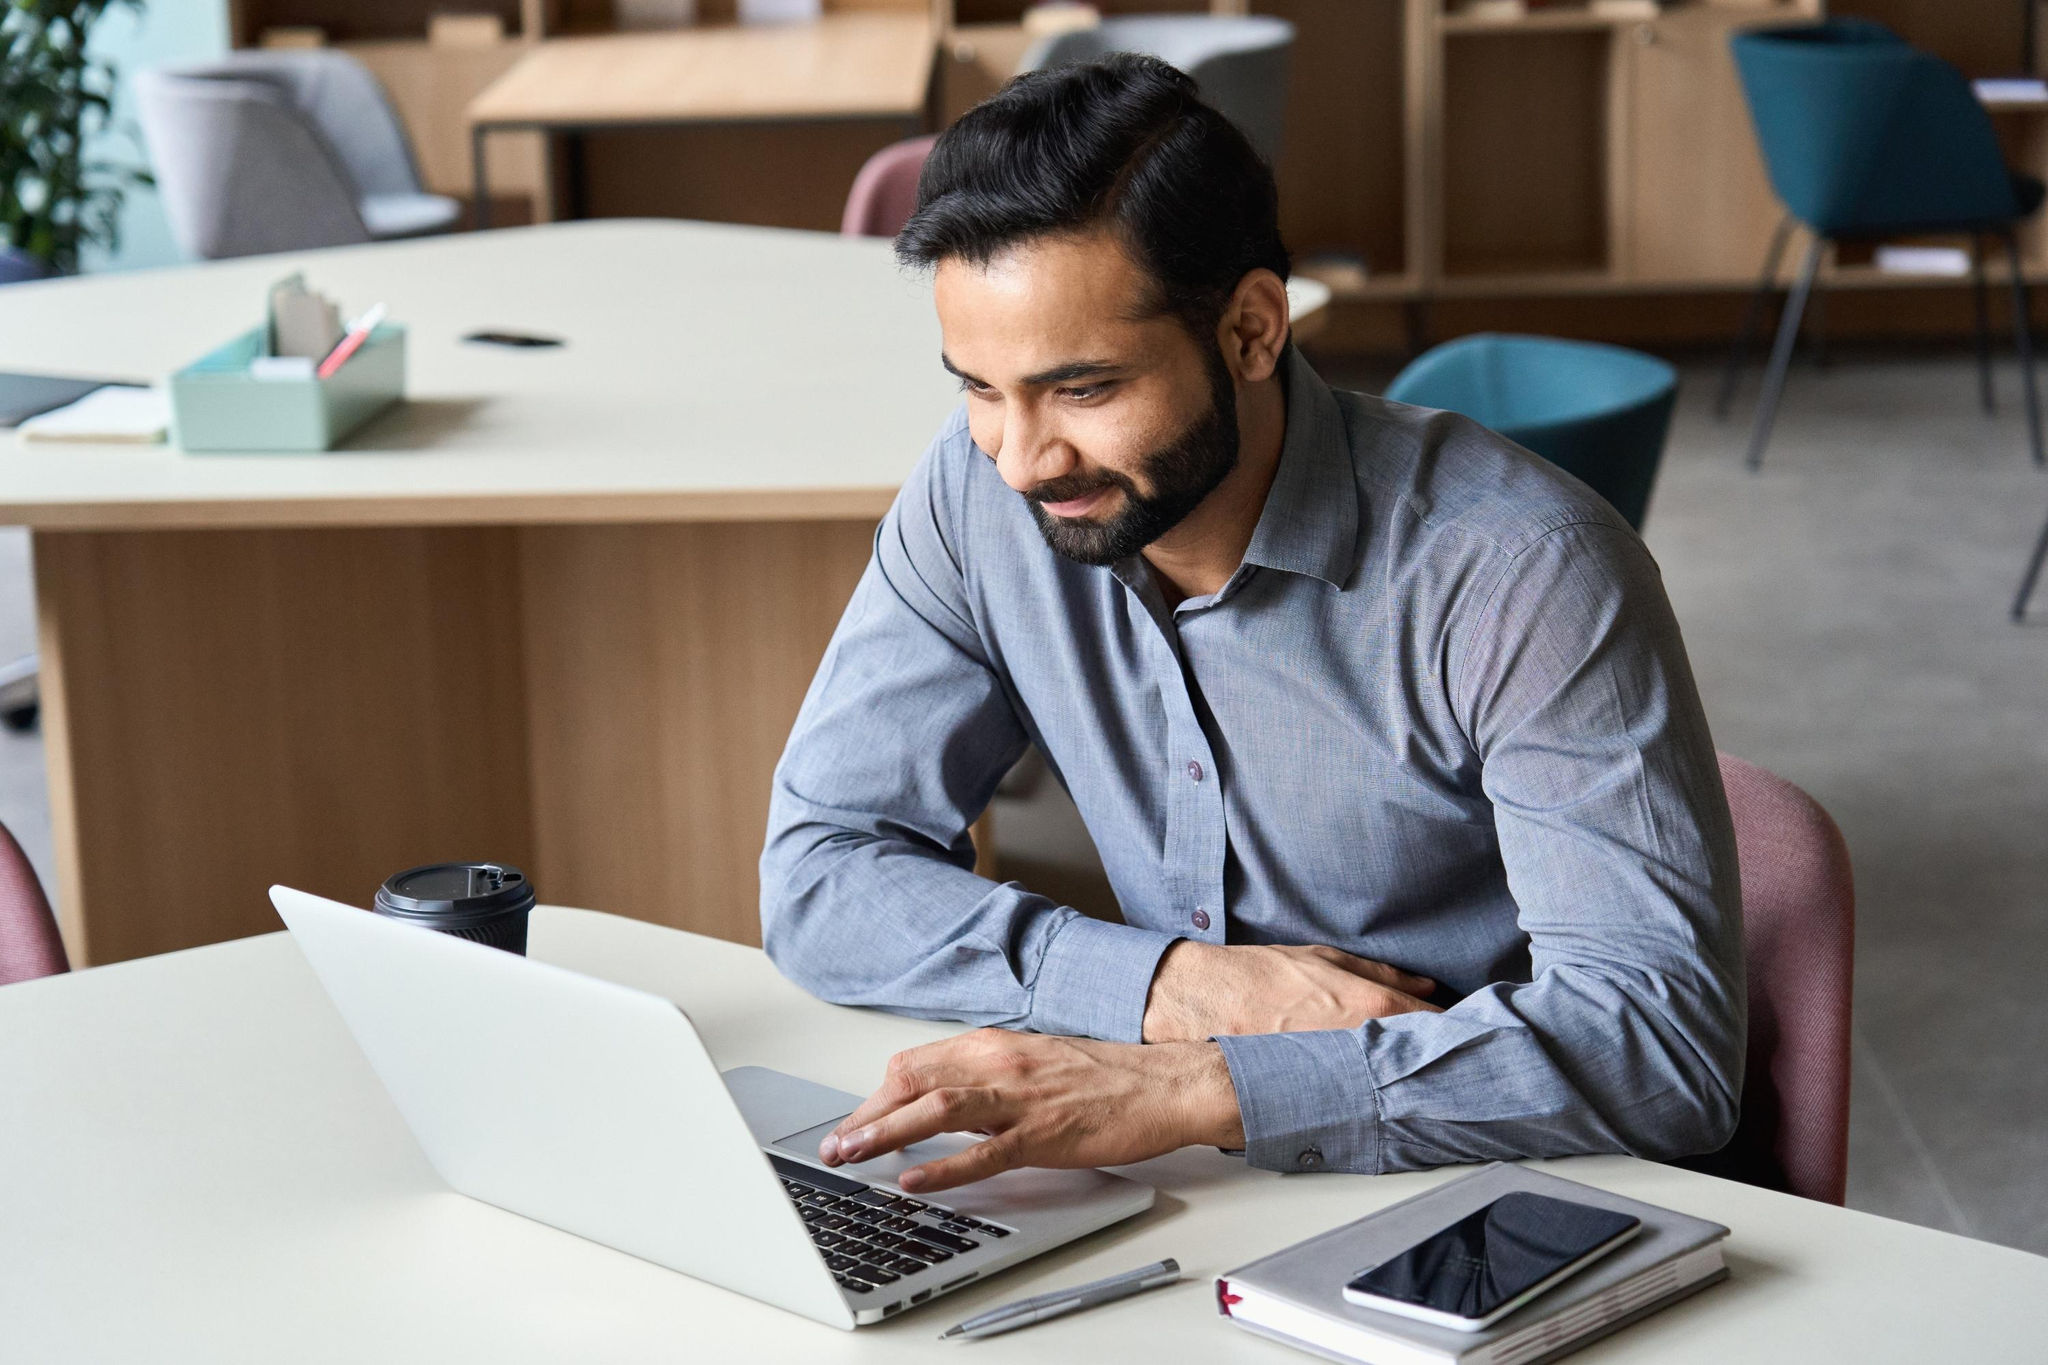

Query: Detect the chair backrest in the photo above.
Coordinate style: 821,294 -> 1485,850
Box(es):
1692,754 -> 1855,1205
1732,21 -> 2020,236
1020,16 -> 1295,162
841,134 -> 938,239
136,67 -> 373,260
162,50 -> 424,198
1381,333 -> 1678,529
0,821 -> 66,987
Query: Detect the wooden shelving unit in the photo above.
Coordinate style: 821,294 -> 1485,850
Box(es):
1275,0 -> 2048,346
229,0 -> 2048,344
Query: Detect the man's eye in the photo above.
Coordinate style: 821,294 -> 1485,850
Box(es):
958,378 -> 996,398
1058,383 -> 1112,401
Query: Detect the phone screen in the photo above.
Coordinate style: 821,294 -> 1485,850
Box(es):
1346,1193 -> 1640,1322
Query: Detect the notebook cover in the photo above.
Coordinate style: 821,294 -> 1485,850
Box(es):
1217,1163 -> 1731,1364
0,373 -> 123,428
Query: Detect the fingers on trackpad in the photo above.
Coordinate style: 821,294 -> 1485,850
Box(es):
770,1115 -> 980,1183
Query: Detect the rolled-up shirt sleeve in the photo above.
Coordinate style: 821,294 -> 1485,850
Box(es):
760,431 -> 1178,1042
1217,520 -> 1745,1173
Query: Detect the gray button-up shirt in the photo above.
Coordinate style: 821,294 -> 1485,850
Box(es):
762,349 -> 1744,1174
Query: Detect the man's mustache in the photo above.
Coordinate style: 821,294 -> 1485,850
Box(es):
1027,471 -> 1132,509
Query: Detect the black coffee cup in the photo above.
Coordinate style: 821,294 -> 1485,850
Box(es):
374,862 -> 535,955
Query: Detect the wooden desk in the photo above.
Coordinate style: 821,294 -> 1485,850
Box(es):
0,221 -> 1332,969
4,908 -> 2045,1361
467,14 -> 936,225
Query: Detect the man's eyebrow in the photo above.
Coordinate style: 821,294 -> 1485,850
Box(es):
940,354 -> 1125,388
1023,360 -> 1122,386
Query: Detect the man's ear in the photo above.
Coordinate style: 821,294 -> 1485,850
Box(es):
1217,268 -> 1291,384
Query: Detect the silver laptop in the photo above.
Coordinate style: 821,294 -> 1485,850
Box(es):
270,886 -> 1154,1329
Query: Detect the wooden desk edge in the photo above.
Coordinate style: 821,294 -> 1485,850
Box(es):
465,18 -> 937,129
0,485 -> 900,532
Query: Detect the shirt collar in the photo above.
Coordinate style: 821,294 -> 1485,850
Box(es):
1239,347 -> 1359,590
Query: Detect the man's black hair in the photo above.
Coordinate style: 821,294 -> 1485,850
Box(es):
895,53 -> 1290,345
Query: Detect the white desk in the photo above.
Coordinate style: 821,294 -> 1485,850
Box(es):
3,908 -> 2043,1362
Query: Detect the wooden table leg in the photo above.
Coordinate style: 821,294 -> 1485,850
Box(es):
516,520 -> 875,947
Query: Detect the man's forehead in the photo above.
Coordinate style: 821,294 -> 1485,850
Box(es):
933,231 -> 1171,374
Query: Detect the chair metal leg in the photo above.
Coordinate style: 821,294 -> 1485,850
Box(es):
1717,213 -> 1797,418
1973,235 -> 1996,414
471,126 -> 492,231
1745,237 -> 1825,471
2016,508 -> 2048,620
1804,267 -> 1830,371
2004,231 -> 2045,467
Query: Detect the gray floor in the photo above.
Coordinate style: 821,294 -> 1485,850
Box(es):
1,348 -> 2042,1255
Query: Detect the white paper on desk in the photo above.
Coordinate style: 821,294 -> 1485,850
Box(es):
1874,245 -> 1971,277
739,0 -> 820,22
17,386 -> 170,443
1975,77 -> 2048,104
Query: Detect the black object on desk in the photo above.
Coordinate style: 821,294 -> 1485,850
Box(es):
0,372 -> 136,427
464,330 -> 563,349
374,862 -> 536,955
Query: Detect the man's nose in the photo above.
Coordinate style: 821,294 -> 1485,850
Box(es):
993,407 -> 1077,494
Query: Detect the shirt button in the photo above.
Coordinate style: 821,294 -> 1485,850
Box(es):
1190,908 -> 1211,931
1297,1147 -> 1325,1172
1187,760 -> 1204,782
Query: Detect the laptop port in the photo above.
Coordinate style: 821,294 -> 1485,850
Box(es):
882,1303 -> 902,1317
941,1273 -> 977,1292
910,1290 -> 932,1305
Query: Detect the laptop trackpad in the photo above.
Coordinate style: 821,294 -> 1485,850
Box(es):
771,1115 -> 984,1187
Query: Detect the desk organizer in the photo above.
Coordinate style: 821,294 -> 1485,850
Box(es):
169,324 -> 406,453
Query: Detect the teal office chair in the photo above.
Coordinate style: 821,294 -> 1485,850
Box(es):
1383,333 -> 1679,531
1725,21 -> 2045,474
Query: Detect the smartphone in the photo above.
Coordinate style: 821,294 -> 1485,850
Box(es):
463,330 -> 564,348
1342,1192 -> 1641,1333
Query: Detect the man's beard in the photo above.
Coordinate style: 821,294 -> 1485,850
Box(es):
1024,351 -> 1240,567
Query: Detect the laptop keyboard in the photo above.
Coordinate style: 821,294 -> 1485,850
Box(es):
768,1153 -> 1012,1297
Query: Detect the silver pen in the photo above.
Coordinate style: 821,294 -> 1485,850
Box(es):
938,1257 -> 1181,1340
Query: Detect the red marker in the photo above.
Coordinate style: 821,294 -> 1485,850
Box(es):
316,302 -> 387,379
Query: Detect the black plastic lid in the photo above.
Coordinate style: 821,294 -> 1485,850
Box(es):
375,862 -> 535,923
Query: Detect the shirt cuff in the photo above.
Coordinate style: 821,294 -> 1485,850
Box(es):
1025,915 -> 1179,1043
1215,1030 -> 1381,1174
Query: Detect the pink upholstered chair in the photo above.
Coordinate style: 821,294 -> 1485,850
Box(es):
0,820 -> 66,986
1685,754 -> 1855,1204
841,135 -> 938,239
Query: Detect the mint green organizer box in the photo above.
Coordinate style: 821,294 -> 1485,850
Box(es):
169,324 -> 406,452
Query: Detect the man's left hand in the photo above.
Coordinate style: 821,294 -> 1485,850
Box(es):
816,1029 -> 1245,1193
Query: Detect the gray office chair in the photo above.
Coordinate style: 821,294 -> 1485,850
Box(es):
135,50 -> 460,261
1018,15 -> 1295,163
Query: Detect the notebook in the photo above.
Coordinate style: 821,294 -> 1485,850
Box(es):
0,372 -> 126,428
1217,1164 -> 1729,1365
16,386 -> 170,444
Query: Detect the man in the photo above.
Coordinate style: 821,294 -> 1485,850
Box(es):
760,56 -> 1743,1195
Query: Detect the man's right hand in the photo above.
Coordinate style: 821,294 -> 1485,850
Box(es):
1141,940 -> 1441,1043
